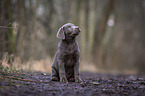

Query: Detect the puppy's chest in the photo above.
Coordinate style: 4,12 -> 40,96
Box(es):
64,45 -> 78,61
64,52 -> 78,66
66,44 -> 76,54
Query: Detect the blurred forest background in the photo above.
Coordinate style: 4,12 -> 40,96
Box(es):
0,0 -> 145,74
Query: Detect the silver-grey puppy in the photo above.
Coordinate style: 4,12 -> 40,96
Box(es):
51,23 -> 82,83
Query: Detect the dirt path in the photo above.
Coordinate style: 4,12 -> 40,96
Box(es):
0,71 -> 145,96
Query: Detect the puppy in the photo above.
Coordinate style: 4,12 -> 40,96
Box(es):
51,23 -> 82,83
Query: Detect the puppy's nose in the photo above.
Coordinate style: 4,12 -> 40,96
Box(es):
75,26 -> 81,32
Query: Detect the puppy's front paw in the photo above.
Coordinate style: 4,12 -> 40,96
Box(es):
69,78 -> 75,82
60,77 -> 68,83
75,77 -> 82,83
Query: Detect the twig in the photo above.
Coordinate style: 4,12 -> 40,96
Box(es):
0,26 -> 16,29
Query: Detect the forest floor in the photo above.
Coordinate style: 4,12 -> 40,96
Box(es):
0,71 -> 145,96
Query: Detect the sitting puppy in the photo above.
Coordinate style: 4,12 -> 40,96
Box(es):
51,23 -> 82,83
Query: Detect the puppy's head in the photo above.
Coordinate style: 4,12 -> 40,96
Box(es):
57,23 -> 81,40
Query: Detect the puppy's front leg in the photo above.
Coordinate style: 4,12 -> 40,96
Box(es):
58,60 -> 68,83
74,61 -> 82,83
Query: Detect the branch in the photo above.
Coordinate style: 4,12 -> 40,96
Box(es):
0,75 -> 48,83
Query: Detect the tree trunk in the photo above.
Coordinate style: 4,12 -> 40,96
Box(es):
15,0 -> 26,59
0,0 -> 14,58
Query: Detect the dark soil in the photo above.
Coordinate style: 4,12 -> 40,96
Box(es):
0,71 -> 145,96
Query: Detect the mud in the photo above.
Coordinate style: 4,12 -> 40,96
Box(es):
0,72 -> 145,96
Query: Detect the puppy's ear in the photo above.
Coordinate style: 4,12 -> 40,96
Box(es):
56,27 -> 65,39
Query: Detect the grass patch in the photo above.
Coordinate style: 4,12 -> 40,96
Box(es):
0,52 -> 52,75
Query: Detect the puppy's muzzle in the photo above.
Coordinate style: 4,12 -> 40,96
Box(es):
75,28 -> 81,33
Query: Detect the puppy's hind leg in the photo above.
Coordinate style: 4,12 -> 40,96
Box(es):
51,68 -> 59,81
51,61 -> 59,81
